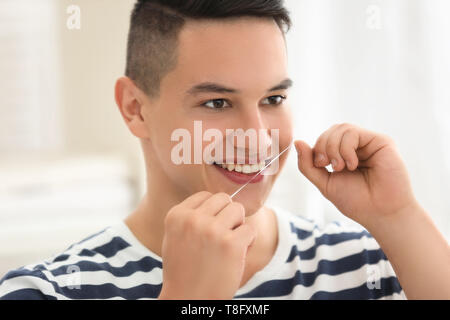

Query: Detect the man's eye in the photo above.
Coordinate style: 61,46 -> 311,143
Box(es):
202,99 -> 231,109
262,95 -> 287,106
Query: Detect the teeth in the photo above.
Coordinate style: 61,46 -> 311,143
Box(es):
216,161 -> 266,174
259,162 -> 266,170
242,165 -> 251,174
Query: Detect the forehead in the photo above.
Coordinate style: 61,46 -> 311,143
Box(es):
161,17 -> 288,93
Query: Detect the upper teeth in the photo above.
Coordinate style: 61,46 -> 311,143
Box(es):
218,161 -> 266,174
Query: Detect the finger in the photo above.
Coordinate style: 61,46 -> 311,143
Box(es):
197,192 -> 232,216
215,202 -> 246,230
295,140 -> 330,197
232,223 -> 257,248
356,133 -> 393,162
181,191 -> 213,209
312,125 -> 337,167
339,129 -> 360,171
325,125 -> 354,172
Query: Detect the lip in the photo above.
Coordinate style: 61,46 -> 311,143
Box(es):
213,163 -> 264,185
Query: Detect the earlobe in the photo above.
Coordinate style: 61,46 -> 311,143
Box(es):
114,77 -> 150,139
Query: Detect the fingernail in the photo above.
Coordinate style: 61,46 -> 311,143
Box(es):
331,159 -> 338,170
315,153 -> 325,164
346,161 -> 351,169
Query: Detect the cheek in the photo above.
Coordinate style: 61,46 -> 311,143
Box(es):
266,105 -> 293,135
266,113 -> 293,158
152,128 -> 213,193
148,120 -> 198,185
160,159 -> 207,194
279,110 -> 294,143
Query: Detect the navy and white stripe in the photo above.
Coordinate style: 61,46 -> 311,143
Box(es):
0,207 -> 406,300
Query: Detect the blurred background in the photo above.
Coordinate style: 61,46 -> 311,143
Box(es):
0,0 -> 449,276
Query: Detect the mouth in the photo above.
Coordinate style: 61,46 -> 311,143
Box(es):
211,159 -> 272,185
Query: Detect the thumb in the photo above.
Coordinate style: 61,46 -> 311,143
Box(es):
294,140 -> 330,196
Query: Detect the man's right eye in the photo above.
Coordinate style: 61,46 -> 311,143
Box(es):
202,99 -> 231,110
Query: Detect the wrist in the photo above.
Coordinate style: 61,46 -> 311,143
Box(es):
365,200 -> 425,237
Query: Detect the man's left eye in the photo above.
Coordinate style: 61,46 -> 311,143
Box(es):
262,95 -> 287,106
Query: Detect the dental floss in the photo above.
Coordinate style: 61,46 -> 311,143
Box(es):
229,140 -> 294,199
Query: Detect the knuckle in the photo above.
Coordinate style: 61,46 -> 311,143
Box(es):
341,128 -> 354,138
197,191 -> 212,198
382,134 -> 395,145
325,138 -> 339,154
205,224 -> 220,240
184,214 -> 202,232
315,134 -> 324,144
164,207 -> 179,226
315,130 -> 331,147
164,213 -> 173,228
315,134 -> 327,147
165,206 -> 193,232
231,202 -> 245,215
340,130 -> 354,150
216,192 -> 232,203
339,122 -> 352,129
167,204 -> 180,215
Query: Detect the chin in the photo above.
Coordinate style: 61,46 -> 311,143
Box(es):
237,196 -> 265,217
227,181 -> 275,217
244,205 -> 262,217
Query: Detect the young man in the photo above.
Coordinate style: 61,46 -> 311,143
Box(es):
1,0 -> 449,300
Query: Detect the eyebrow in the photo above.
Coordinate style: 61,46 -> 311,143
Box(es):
186,78 -> 293,96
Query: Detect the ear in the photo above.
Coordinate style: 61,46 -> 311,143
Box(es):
114,77 -> 150,139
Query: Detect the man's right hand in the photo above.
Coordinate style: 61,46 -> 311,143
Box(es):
157,191 -> 257,300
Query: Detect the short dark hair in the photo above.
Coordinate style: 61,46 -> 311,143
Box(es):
125,0 -> 291,98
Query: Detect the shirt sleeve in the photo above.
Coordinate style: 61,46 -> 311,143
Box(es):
0,267 -> 58,300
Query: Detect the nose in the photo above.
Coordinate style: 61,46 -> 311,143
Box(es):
229,107 -> 273,162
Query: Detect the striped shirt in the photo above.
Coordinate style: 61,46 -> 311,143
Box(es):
0,207 -> 406,300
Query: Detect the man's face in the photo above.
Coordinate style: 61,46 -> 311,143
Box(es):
142,17 -> 293,215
